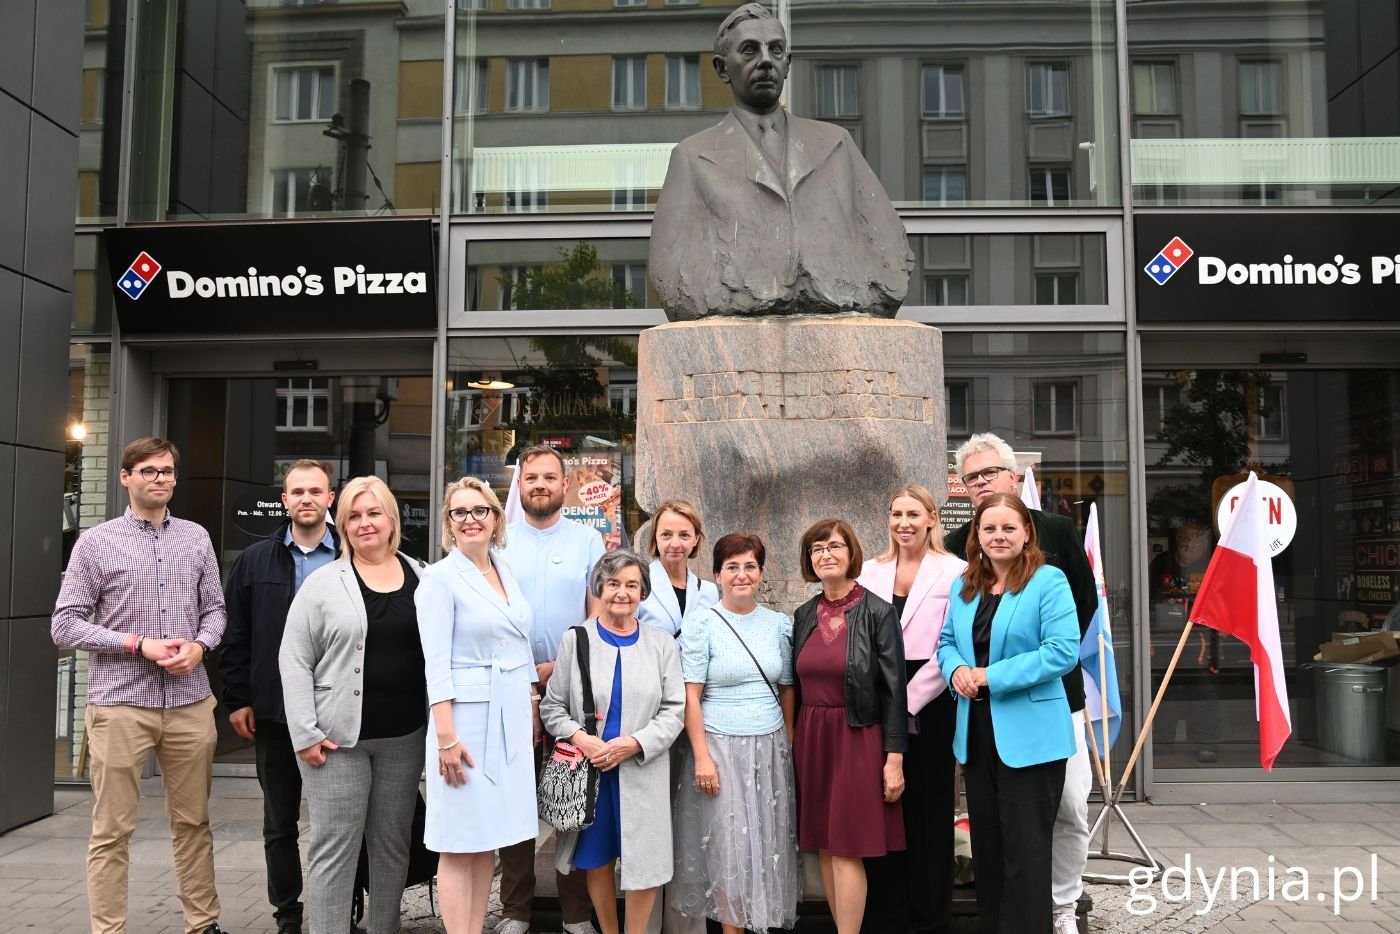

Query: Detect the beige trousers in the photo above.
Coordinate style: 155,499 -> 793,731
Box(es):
85,694 -> 219,934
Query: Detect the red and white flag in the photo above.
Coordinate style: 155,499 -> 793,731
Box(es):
1187,472 -> 1291,770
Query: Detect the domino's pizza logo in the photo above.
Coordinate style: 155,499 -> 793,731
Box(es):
1143,237 -> 1194,286
117,252 -> 162,300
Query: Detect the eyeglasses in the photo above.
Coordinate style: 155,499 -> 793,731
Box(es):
448,505 -> 494,522
961,465 -> 1012,486
809,542 -> 848,557
135,467 -> 177,481
721,562 -> 761,575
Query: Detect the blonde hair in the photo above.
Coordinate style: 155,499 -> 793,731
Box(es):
336,476 -> 401,559
877,484 -> 950,562
441,477 -> 507,554
647,499 -> 705,560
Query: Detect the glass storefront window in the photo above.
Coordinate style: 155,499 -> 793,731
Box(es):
1146,368 -> 1400,768
909,233 -> 1108,306
1128,1 -> 1400,206
466,238 -> 652,311
80,0 -> 125,223
73,233 -> 114,335
127,0 -> 444,221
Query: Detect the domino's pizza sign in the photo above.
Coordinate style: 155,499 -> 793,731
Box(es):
1143,237 -> 1193,285
103,220 -> 436,334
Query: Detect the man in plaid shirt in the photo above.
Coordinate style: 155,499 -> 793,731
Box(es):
52,437 -> 230,934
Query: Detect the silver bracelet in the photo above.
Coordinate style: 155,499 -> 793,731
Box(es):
437,739 -> 460,752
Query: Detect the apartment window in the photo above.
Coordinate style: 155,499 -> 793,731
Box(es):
1026,62 -> 1070,117
454,58 -> 488,114
664,0 -> 699,4
505,189 -> 547,213
507,0 -> 550,8
612,264 -> 647,307
1257,381 -> 1286,440
497,266 -> 531,309
615,0 -> 646,5
921,65 -> 965,119
1132,62 -> 1177,115
613,187 -> 647,210
1032,381 -> 1077,435
925,275 -> 969,306
609,383 -> 639,415
273,66 -> 335,122
276,378 -> 331,432
922,166 -> 967,205
613,56 -> 646,111
1029,166 -> 1071,205
506,59 -> 549,112
945,380 -> 971,436
666,55 -> 701,109
1143,382 -> 1182,439
270,168 -> 327,217
1239,60 -> 1282,116
1034,272 -> 1079,305
82,69 -> 106,127
816,65 -> 859,118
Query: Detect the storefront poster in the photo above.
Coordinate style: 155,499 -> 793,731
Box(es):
562,451 -> 626,551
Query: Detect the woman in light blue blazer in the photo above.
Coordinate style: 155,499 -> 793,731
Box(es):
416,477 -> 536,934
636,500 -> 719,640
936,493 -> 1078,934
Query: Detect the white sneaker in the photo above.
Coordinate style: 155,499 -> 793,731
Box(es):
561,922 -> 600,934
1052,910 -> 1080,932
495,920 -> 530,934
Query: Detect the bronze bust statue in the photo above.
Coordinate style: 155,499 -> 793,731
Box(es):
650,4 -> 914,321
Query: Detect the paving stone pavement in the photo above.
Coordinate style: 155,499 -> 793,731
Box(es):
2,779 -> 1399,932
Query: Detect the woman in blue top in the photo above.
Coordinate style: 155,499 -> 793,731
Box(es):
541,549 -> 685,934
671,533 -> 799,934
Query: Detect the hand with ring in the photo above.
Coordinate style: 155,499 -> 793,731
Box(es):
693,753 -> 720,797
437,735 -> 474,788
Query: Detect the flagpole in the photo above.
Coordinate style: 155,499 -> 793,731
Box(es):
1113,620 -> 1195,803
1099,632 -> 1111,785
1084,698 -> 1111,792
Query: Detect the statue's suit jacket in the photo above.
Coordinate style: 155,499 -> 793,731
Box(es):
650,110 -> 912,320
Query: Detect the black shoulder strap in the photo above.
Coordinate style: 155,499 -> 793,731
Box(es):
711,609 -> 780,703
571,625 -> 598,736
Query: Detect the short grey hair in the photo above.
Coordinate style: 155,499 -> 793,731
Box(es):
588,548 -> 652,601
954,432 -> 1018,476
715,2 -> 777,56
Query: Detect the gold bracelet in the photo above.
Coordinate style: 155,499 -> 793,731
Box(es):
437,739 -> 460,752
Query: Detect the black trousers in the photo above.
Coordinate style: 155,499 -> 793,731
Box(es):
863,669 -> 957,934
962,701 -> 1065,934
254,718 -> 305,924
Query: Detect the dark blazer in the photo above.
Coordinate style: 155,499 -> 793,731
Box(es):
946,510 -> 1096,712
220,522 -> 340,721
793,589 -> 908,754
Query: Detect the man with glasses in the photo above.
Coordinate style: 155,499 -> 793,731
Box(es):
945,432 -> 1097,934
51,437 -> 230,934
496,444 -> 605,934
220,459 -> 339,934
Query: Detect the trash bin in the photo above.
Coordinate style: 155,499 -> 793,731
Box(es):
1309,663 -> 1388,762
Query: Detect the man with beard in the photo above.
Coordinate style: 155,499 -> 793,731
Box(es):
221,459 -> 338,934
497,444 -> 605,934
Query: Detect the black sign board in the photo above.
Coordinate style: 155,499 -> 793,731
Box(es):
104,220 -> 437,333
1135,214 -> 1400,323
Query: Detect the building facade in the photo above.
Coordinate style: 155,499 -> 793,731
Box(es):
15,0 -> 1399,828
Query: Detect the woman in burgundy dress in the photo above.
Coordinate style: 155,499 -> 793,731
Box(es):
792,518 -> 907,934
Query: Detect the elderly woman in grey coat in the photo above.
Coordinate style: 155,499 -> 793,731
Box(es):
541,549 -> 686,934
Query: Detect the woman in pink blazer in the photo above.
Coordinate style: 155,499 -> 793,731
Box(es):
856,484 -> 966,934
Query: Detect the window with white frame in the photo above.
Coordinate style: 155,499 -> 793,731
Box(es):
273,66 -> 335,122
1026,62 -> 1070,117
1143,381 -> 1182,439
925,274 -> 969,306
1028,166 -> 1071,205
945,380 -> 971,436
613,187 -> 647,210
613,56 -> 646,111
276,378 -> 331,432
507,0 -> 550,8
921,65 -> 965,119
270,168 -> 328,217
506,59 -> 549,112
615,0 -> 646,6
1239,60 -> 1282,116
1032,381 -> 1077,435
454,58 -> 488,114
612,264 -> 647,307
1132,61 -> 1177,115
922,166 -> 967,205
497,266 -> 531,309
1034,272 -> 1079,305
1256,381 -> 1286,440
816,65 -> 859,118
608,383 -> 639,415
666,55 -> 701,109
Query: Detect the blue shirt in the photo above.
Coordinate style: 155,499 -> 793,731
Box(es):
680,604 -> 793,736
284,526 -> 336,595
502,517 -> 605,664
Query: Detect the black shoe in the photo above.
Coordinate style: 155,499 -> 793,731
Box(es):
203,925 -> 230,934
277,922 -> 302,934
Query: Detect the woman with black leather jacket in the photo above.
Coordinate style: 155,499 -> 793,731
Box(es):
791,517 -> 907,934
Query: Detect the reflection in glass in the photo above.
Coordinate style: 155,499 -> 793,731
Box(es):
908,233 -> 1107,306
79,0 -> 125,223
466,239 -> 651,311
1128,2 -> 1400,205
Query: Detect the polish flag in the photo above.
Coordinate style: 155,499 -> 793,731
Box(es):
503,463 -> 524,526
1020,463 -> 1042,511
1187,472 -> 1291,770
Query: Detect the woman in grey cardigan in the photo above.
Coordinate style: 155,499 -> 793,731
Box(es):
280,476 -> 428,934
541,549 -> 686,934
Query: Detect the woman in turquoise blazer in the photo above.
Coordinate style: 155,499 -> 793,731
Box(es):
935,493 -> 1078,934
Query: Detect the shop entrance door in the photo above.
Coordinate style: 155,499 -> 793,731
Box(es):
164,372 -> 435,774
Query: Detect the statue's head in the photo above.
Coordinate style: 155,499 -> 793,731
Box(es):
713,4 -> 790,115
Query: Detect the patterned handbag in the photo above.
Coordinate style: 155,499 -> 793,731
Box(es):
537,626 -> 601,832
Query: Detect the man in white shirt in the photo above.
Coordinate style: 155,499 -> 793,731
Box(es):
497,445 -> 604,934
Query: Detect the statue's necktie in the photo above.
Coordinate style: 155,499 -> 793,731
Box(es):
759,120 -> 785,175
